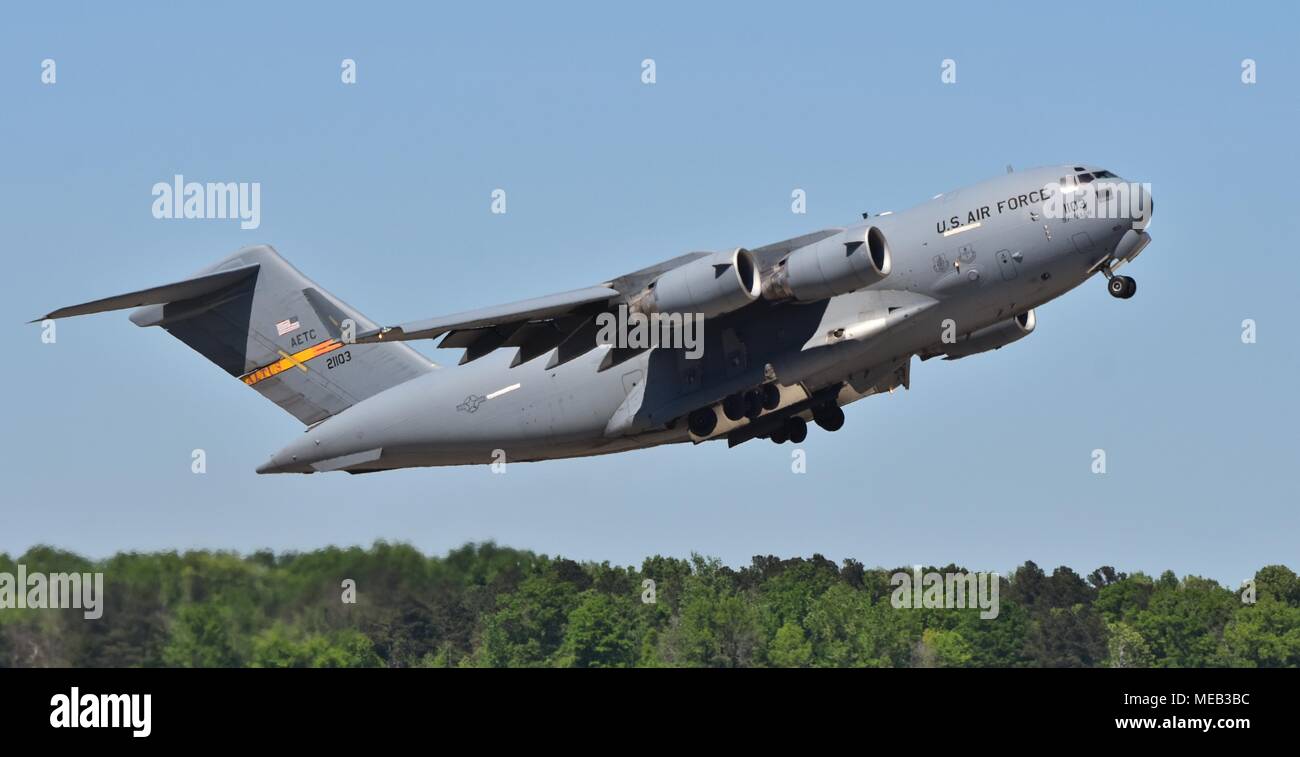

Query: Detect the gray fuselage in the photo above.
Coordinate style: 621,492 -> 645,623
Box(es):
258,164 -> 1151,473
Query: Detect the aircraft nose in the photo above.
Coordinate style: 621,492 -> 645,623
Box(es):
1136,183 -> 1153,229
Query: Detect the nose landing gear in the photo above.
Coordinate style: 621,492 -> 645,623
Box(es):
1101,262 -> 1136,299
1107,275 -> 1136,299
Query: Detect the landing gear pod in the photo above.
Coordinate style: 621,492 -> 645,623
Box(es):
930,309 -> 1037,360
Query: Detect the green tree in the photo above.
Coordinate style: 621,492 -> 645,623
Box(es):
1105,620 -> 1154,668
754,557 -> 839,642
802,583 -> 912,667
476,572 -> 581,667
1219,598 -> 1300,667
768,621 -> 813,667
654,556 -> 762,667
0,542 -> 1292,669
163,604 -> 244,667
250,625 -> 381,668
556,591 -> 640,668
912,627 -> 973,668
1131,576 -> 1238,667
1025,606 -> 1107,667
1254,566 -> 1300,606
1094,573 -> 1154,623
955,599 -> 1033,668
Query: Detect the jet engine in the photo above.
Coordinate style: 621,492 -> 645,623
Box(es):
638,247 -> 761,318
929,309 -> 1036,360
763,225 -> 892,302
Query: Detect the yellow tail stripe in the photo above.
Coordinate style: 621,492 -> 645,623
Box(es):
240,339 -> 344,386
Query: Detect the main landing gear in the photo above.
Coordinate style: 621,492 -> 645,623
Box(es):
812,403 -> 845,432
769,416 -> 806,445
1102,264 -> 1136,300
688,387 -> 846,446
768,402 -> 843,445
722,385 -> 781,422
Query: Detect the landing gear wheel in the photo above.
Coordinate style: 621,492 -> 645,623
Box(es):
688,407 -> 718,437
813,403 -> 845,432
743,389 -> 764,420
1108,275 -> 1136,299
761,383 -> 782,410
722,394 -> 745,421
769,428 -> 788,444
785,416 -> 808,444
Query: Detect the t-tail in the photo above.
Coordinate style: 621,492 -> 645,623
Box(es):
36,245 -> 434,425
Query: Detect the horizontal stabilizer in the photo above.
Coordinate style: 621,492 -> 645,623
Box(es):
34,263 -> 260,322
35,244 -> 434,426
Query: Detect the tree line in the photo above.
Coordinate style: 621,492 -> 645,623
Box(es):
1,543 -> 1296,667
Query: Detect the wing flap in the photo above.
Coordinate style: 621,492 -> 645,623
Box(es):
355,285 -> 620,344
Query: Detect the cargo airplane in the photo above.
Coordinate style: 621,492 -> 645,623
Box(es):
38,164 -> 1152,473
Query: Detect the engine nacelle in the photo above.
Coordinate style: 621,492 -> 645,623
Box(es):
763,225 -> 892,302
933,309 -> 1036,360
639,248 -> 761,319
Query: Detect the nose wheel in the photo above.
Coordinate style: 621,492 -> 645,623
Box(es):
1106,273 -> 1136,299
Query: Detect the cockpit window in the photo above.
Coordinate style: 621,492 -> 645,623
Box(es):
1094,170 -> 1116,179
1079,173 -> 1095,183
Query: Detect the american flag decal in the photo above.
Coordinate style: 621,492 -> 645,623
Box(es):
275,317 -> 300,336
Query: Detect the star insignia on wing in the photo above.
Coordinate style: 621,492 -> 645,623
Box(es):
457,394 -> 487,413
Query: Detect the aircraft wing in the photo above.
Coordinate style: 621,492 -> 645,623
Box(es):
352,231 -> 853,370
749,228 -> 844,270
353,252 -> 719,369
357,285 -> 620,343
355,284 -> 621,367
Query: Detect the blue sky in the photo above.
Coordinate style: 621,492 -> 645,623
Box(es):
3,2 -> 1297,584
